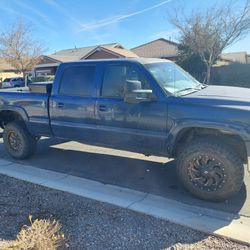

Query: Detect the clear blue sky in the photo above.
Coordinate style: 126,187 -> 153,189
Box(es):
0,0 -> 249,54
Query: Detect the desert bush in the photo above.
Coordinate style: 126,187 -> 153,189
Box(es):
0,215 -> 65,250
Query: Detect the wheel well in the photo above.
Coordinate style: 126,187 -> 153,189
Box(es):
0,110 -> 24,128
173,127 -> 248,163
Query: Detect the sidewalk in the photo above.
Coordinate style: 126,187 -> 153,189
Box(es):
0,174 -> 248,250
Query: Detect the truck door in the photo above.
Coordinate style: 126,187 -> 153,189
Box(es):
95,62 -> 168,155
50,64 -> 97,142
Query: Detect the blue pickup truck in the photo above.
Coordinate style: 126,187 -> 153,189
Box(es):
0,58 -> 249,201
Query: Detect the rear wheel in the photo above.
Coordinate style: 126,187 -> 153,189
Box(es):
3,122 -> 37,159
176,137 -> 244,201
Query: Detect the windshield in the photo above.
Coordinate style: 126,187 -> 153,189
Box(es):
145,62 -> 203,96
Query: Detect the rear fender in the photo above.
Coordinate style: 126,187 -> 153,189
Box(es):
0,105 -> 29,126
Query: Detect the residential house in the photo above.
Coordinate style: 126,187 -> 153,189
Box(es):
35,39 -> 249,77
35,43 -> 138,76
214,52 -> 250,67
220,52 -> 249,64
131,38 -> 179,60
131,38 -> 250,66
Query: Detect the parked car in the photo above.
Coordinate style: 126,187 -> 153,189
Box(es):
2,77 -> 31,88
0,58 -> 249,202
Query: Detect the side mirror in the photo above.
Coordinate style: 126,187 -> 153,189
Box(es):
124,80 -> 156,103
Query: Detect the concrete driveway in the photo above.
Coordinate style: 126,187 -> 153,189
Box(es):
0,137 -> 249,218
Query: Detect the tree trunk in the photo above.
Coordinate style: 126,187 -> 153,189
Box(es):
22,71 -> 28,87
22,70 -> 26,78
205,64 -> 212,84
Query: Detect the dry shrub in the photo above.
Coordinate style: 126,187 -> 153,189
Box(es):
1,215 -> 65,250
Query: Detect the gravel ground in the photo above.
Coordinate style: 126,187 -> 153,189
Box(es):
0,174 -> 249,250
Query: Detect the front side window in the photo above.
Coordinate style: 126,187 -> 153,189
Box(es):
101,65 -> 151,98
59,65 -> 95,96
145,62 -> 203,96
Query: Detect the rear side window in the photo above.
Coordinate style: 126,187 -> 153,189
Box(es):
59,65 -> 95,96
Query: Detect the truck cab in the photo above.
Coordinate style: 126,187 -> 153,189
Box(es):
49,59 -> 168,156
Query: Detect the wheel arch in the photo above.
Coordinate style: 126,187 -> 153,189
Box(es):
172,126 -> 248,164
0,107 -> 29,128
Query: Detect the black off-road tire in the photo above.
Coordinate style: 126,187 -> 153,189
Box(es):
177,137 -> 244,201
3,121 -> 37,159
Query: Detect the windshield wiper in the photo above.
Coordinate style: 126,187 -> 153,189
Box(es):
197,83 -> 207,89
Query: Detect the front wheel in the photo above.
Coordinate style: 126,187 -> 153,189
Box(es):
176,138 -> 244,201
3,122 -> 37,159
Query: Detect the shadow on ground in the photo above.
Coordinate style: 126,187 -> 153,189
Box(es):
0,138 -> 248,217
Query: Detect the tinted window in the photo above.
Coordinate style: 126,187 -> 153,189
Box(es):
3,78 -> 11,82
101,65 -> 126,98
14,78 -> 23,82
101,65 -> 150,98
59,65 -> 95,96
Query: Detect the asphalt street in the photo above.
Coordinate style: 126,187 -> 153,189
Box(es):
0,137 -> 249,219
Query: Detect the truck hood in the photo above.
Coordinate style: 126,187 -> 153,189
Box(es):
183,85 -> 250,111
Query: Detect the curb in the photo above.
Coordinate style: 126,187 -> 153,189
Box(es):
0,159 -> 249,245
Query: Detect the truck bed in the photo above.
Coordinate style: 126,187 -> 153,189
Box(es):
0,83 -> 52,136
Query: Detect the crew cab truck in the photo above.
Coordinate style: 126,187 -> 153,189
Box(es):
0,58 -> 249,202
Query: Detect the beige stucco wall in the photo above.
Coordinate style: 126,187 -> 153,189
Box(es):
221,52 -> 248,64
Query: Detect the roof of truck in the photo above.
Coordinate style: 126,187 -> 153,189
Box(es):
60,57 -> 170,66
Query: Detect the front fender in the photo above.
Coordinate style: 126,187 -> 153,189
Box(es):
168,118 -> 250,154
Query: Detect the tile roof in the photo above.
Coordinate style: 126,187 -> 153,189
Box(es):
49,43 -> 123,61
48,54 -> 82,62
87,46 -> 138,59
